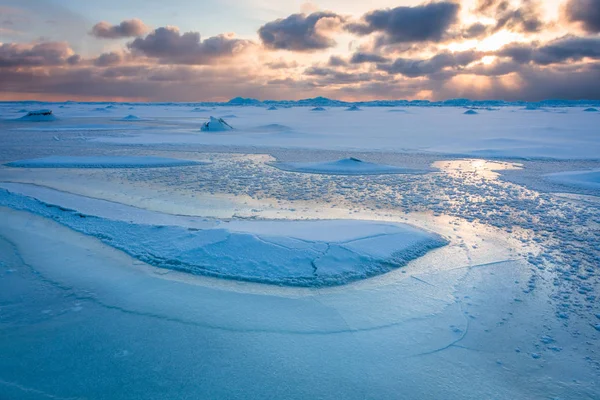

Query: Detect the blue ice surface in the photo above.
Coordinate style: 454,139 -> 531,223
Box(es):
0,189 -> 447,287
5,156 -> 205,169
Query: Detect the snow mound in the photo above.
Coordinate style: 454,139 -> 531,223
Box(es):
388,109 -> 408,113
93,107 -> 110,112
201,116 -> 234,132
121,115 -> 142,121
5,156 -> 204,169
583,108 -> 598,112
311,107 -> 326,111
464,109 -> 478,115
346,105 -> 362,111
271,158 -> 429,175
0,188 -> 447,287
192,108 -> 210,112
267,106 -> 278,111
19,109 -> 57,122
544,169 -> 600,190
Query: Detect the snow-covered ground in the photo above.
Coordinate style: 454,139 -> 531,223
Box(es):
0,102 -> 599,399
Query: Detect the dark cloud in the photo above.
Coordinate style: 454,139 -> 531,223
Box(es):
91,19 -> 149,39
0,41 -> 76,68
328,55 -> 348,66
350,52 -> 389,64
346,2 -> 460,45
379,50 -> 483,77
258,12 -> 344,51
128,27 -> 252,64
498,36 -> 600,65
564,0 -> 600,33
93,52 -> 122,67
474,0 -> 544,33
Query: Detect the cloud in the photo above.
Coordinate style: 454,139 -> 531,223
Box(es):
91,18 -> 149,39
128,26 -> 253,64
93,52 -> 123,67
498,36 -> 600,65
474,0 -> 544,33
564,0 -> 600,33
0,41 -> 78,68
346,2 -> 460,45
258,12 -> 345,51
350,52 -> 389,64
379,50 -> 483,77
328,55 -> 348,66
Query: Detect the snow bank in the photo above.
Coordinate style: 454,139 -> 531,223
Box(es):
267,106 -> 278,111
0,188 -> 447,287
311,107 -> 326,111
346,105 -> 361,111
464,109 -> 478,115
19,109 -> 57,122
544,169 -> 600,190
584,108 -> 598,112
5,156 -> 204,169
271,158 -> 429,175
201,116 -> 233,132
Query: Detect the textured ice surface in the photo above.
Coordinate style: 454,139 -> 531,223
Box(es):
0,187 -> 447,287
201,116 -> 233,131
18,109 -> 57,122
271,158 -> 429,175
5,156 -> 204,169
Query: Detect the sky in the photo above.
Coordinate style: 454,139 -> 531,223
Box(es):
0,0 -> 599,101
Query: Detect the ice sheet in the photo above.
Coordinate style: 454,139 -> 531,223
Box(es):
5,156 -> 205,169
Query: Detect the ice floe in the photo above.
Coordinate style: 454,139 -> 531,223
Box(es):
5,156 -> 204,169
19,109 -> 57,122
0,187 -> 447,287
201,116 -> 233,131
271,157 -> 429,175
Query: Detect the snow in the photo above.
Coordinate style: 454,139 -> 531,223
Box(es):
201,116 -> 233,131
18,109 -> 57,122
464,109 -> 478,115
544,169 -> 600,190
271,157 -> 430,175
267,106 -> 278,111
583,108 -> 598,112
311,107 -> 326,111
5,156 -> 204,169
346,105 -> 361,111
85,106 -> 600,160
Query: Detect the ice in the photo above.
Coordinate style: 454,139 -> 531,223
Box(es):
120,114 -> 142,121
271,157 -> 429,175
201,116 -> 234,131
583,107 -> 598,112
18,109 -> 57,122
464,109 -> 478,115
0,187 -> 447,287
544,169 -> 600,190
345,105 -> 361,111
267,106 -> 278,111
5,156 -> 204,169
311,107 -> 326,111
0,99 -> 599,399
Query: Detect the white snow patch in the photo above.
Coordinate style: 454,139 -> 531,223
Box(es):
5,156 -> 204,169
271,158 -> 429,175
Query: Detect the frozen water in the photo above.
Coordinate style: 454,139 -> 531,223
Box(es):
201,116 -> 234,131
18,109 -> 57,122
0,100 -> 599,399
5,156 -> 204,169
271,157 -> 430,175
464,109 -> 478,115
544,169 -> 600,190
